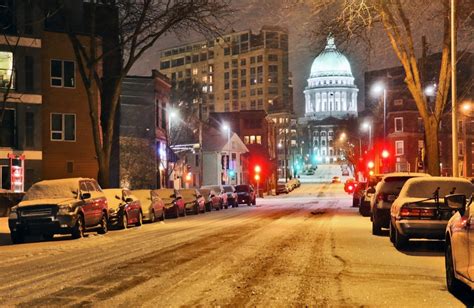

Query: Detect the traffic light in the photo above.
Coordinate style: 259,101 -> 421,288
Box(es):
228,169 -> 235,178
367,161 -> 374,169
254,174 -> 260,181
254,165 -> 261,173
381,150 -> 389,159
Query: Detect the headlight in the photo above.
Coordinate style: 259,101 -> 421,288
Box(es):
58,205 -> 73,215
9,207 -> 17,219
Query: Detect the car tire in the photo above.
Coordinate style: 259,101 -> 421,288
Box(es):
352,198 -> 359,207
122,213 -> 128,229
11,230 -> 25,244
136,212 -> 143,226
371,211 -> 382,236
160,210 -> 165,221
252,198 -> 256,205
394,225 -> 408,249
194,204 -> 199,215
445,240 -> 464,294
389,221 -> 395,243
97,214 -> 108,234
71,215 -> 85,239
247,200 -> 251,206
149,210 -> 156,223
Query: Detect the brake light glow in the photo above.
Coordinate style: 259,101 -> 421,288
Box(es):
348,185 -> 354,191
399,207 -> 435,218
377,193 -> 384,201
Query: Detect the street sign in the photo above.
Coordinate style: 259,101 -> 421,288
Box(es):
8,154 -> 25,193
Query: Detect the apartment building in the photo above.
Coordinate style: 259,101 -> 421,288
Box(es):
0,0 -> 43,190
158,26 -> 292,117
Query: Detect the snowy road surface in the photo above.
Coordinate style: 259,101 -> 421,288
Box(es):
0,183 -> 472,306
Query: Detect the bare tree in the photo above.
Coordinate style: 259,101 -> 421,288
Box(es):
303,0 -> 472,176
59,0 -> 231,187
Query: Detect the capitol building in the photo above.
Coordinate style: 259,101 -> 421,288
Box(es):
299,35 -> 359,164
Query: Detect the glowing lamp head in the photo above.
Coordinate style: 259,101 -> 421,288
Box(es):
367,161 -> 375,169
381,150 -> 389,159
254,165 -> 261,173
369,170 -> 374,176
254,174 -> 260,181
185,172 -> 192,182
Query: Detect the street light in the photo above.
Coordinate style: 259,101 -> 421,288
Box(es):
372,82 -> 387,141
362,122 -> 372,150
339,131 -> 362,157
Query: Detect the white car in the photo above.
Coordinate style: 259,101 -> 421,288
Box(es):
390,177 -> 473,249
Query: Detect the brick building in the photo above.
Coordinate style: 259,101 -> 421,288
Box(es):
365,52 -> 474,175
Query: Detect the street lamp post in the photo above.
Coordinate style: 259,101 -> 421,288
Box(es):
451,0 -> 459,177
362,122 -> 372,150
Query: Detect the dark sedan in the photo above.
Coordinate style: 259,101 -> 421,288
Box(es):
235,184 -> 256,206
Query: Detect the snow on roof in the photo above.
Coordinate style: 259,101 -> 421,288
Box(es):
382,172 -> 431,179
399,177 -> 473,199
23,178 -> 90,201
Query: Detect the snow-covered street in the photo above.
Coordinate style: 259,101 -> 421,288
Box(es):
0,183 -> 472,306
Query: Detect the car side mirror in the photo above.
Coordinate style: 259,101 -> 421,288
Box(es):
176,196 -> 182,200
367,187 -> 376,194
115,195 -> 121,200
210,194 -> 215,198
81,192 -> 91,200
445,194 -> 466,215
125,197 -> 134,203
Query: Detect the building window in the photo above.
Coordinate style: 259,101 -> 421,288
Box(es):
394,117 -> 403,132
458,120 -> 463,134
51,113 -> 76,141
192,68 -> 198,75
24,56 -> 34,91
50,59 -> 75,88
459,141 -> 464,156
393,99 -> 403,106
268,54 -> 278,61
0,51 -> 14,89
395,140 -> 404,156
0,109 -> 15,147
25,112 -> 34,147
66,161 -> 74,174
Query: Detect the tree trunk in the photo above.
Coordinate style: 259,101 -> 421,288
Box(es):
424,116 -> 440,176
98,152 -> 111,188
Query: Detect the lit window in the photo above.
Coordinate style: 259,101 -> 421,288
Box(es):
256,135 -> 262,144
202,76 -> 207,82
51,113 -> 76,141
244,136 -> 249,144
50,60 -> 75,88
192,68 -> 198,75
250,135 -> 256,144
0,51 -> 14,89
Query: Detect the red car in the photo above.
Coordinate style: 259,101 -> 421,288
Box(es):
199,188 -> 223,211
103,189 -> 143,229
154,189 -> 185,218
132,189 -> 165,222
179,189 -> 206,215
201,185 -> 228,209
9,178 -> 108,243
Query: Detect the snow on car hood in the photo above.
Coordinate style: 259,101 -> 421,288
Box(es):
18,198 -> 75,207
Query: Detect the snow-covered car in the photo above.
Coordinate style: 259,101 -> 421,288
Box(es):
9,178 -> 108,243
201,185 -> 228,209
276,183 -> 289,195
154,188 -> 185,218
131,189 -> 165,222
179,189 -> 206,215
371,173 -> 430,235
103,189 -> 142,229
235,184 -> 256,206
390,177 -> 473,249
199,188 -> 222,211
222,185 -> 238,207
331,176 -> 341,183
444,193 -> 474,293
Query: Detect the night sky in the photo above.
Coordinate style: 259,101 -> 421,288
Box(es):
130,0 -> 473,117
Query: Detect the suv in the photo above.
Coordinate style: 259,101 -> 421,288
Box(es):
9,178 -> 108,243
235,184 -> 256,206
370,173 -> 430,235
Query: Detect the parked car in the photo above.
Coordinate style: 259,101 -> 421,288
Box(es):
331,176 -> 341,183
352,182 -> 366,207
9,178 -> 108,243
199,188 -> 222,211
235,184 -> 256,206
222,185 -> 237,207
132,189 -> 165,222
390,177 -> 473,249
342,169 -> 350,176
444,194 -> 474,293
103,189 -> 143,229
370,173 -> 430,235
179,189 -> 206,214
154,188 -> 185,218
305,169 -> 315,175
201,185 -> 228,209
359,174 -> 383,217
288,179 -> 300,190
276,182 -> 289,195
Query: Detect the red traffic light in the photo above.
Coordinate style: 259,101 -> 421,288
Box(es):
254,174 -> 260,181
367,161 -> 374,169
254,165 -> 261,173
348,185 -> 354,191
381,150 -> 389,159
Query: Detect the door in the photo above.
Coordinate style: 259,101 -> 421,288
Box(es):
79,181 -> 94,226
85,181 -> 102,225
451,207 -> 470,279
467,205 -> 474,281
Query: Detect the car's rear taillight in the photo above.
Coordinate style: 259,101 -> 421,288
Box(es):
377,193 -> 384,202
399,207 -> 435,218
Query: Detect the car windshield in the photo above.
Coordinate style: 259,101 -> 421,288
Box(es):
179,189 -> 197,200
235,185 -> 249,192
400,178 -> 474,199
131,190 -> 151,204
23,180 -> 78,201
154,189 -> 175,202
223,186 -> 234,193
103,189 -> 124,209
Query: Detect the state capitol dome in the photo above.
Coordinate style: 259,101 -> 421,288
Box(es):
310,37 -> 353,78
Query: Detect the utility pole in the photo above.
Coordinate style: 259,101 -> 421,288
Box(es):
451,0 -> 459,177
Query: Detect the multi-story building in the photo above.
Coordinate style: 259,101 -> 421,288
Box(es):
365,52 -> 474,175
0,0 -> 43,190
209,110 -> 277,192
158,26 -> 292,117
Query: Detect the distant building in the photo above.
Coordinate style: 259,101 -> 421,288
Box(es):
365,52 -> 474,175
209,110 -> 277,192
299,36 -> 359,166
158,26 -> 292,117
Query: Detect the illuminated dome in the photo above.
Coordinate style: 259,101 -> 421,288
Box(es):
310,36 -> 353,78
